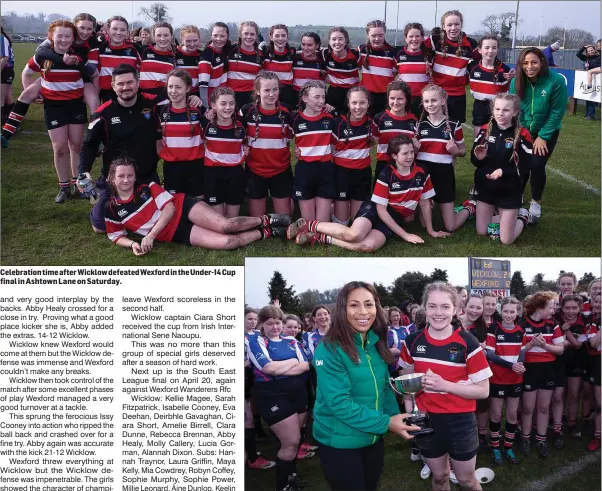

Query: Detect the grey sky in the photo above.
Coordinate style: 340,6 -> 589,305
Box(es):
2,1 -> 600,39
244,257 -> 601,307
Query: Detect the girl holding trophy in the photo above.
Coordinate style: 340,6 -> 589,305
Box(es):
400,282 -> 492,490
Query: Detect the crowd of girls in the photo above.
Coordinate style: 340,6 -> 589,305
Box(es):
2,9 -> 566,251
245,275 -> 600,490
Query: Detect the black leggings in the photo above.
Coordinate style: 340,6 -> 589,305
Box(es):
520,130 -> 560,201
318,438 -> 384,491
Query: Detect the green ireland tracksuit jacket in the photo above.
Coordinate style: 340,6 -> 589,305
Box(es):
312,329 -> 400,449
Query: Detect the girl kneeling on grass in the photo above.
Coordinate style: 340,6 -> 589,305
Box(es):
414,84 -> 473,232
485,297 -> 525,465
286,136 -> 448,250
400,282 -> 492,490
103,156 -> 290,255
471,93 -> 536,244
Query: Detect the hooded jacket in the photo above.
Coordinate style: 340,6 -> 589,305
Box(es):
509,69 -> 567,141
312,329 -> 400,449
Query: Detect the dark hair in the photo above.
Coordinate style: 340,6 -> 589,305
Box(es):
323,281 -> 394,365
403,22 -> 424,38
465,293 -> 488,342
0,26 -> 12,48
107,16 -> 129,31
387,135 -> 413,157
107,155 -> 138,203
312,304 -> 330,318
363,20 -> 387,69
388,306 -> 402,325
112,63 -> 138,80
386,80 -> 412,114
440,10 -> 466,57
297,80 -> 326,111
209,86 -> 244,139
258,304 -> 284,324
561,294 -> 583,309
514,47 -> 549,99
73,13 -> 97,32
244,307 -> 257,316
328,27 -> 350,51
160,68 -> 197,140
344,86 -> 373,144
268,24 -> 291,58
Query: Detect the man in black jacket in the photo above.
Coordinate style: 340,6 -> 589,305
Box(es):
78,64 -> 165,232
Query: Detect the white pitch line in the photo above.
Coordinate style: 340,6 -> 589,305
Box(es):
520,450 -> 600,490
461,123 -> 601,196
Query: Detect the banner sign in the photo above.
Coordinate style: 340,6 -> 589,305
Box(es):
573,70 -> 601,102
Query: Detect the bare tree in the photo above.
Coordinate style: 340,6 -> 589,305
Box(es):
139,3 -> 171,23
544,25 -> 595,49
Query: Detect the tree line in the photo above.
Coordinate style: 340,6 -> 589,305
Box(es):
262,269 -> 597,316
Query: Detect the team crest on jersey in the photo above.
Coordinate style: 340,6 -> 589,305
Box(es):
384,120 -> 393,127
448,347 -> 459,362
322,120 -> 331,128
415,177 -> 423,186
190,112 -> 198,121
139,189 -> 150,201
124,49 -> 130,56
504,138 -> 514,149
541,89 -> 547,97
473,71 -> 481,78
141,108 -> 152,120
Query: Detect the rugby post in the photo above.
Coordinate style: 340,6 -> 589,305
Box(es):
469,257 -> 511,298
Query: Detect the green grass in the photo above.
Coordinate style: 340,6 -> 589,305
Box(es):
1,44 -> 600,265
246,418 -> 601,491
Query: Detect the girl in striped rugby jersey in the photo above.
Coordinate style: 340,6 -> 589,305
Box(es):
139,22 -> 176,97
261,24 -> 296,108
199,22 -> 230,107
324,27 -> 360,115
227,21 -> 263,111
175,26 -> 201,96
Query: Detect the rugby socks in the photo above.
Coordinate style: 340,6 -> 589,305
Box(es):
535,433 -> 547,444
489,420 -> 501,448
2,100 -> 30,140
254,414 -> 267,437
259,227 -> 272,239
553,421 -> 563,436
275,458 -> 296,490
504,422 -> 517,448
306,220 -> 320,233
244,428 -> 259,463
314,233 -> 331,245
259,215 -> 270,227
59,180 -> 71,189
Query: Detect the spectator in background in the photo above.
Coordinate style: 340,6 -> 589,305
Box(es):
596,39 -> 601,53
543,40 -> 561,67
577,44 -> 601,120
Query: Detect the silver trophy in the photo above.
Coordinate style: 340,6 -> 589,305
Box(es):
389,373 -> 433,437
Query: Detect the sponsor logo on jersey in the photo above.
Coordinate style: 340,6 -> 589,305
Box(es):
118,209 -> 128,217
315,360 -> 323,366
525,384 -> 531,390
339,191 -> 347,198
141,109 -> 152,120
111,116 -> 121,124
105,48 -> 112,53
420,129 -> 428,136
295,191 -> 302,196
525,328 -> 532,333
343,128 -> 353,136
209,197 -> 216,202
208,127 -> 217,134
298,123 -> 307,130
497,335 -> 505,340
147,53 -> 155,59
488,136 -> 496,143
271,405 -> 279,412
233,52 -> 242,59
416,345 -> 426,353
51,120 -> 58,126
392,182 -> 401,189
216,57 -> 221,63
398,55 -> 407,61
176,59 -> 184,64
473,71 -> 481,78
384,120 -> 393,127
297,60 -> 303,65
498,390 -> 505,396
329,61 -> 335,66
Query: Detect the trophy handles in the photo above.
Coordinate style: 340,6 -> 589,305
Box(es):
389,377 -> 406,396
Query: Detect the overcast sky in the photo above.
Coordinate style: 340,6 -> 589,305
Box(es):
2,1 -> 600,39
244,257 -> 601,307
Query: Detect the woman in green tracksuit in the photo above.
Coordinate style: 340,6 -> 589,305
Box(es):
312,281 -> 418,491
509,47 -> 567,221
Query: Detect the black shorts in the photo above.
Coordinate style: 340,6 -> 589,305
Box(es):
246,166 -> 293,200
474,170 -> 523,209
553,359 -> 567,388
43,98 -> 87,130
245,365 -> 255,400
163,158 -> 204,196
490,382 -> 523,399
204,165 -> 246,205
566,359 -> 587,378
418,160 -> 455,203
335,165 -> 372,201
171,196 -> 198,245
417,412 -> 479,461
1,66 -> 14,85
588,356 -> 601,387
253,375 -> 308,426
523,362 -> 556,391
446,94 -> 467,124
326,86 -> 349,116
354,199 -> 392,238
472,99 -> 492,126
293,160 -> 336,200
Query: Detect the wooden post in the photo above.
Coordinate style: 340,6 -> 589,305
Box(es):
568,97 -> 577,115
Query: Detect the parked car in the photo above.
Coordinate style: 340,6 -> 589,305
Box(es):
11,34 -> 25,42
37,36 -> 46,42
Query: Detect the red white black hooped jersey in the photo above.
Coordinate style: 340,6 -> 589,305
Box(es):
424,33 -> 477,96
261,45 -> 295,85
104,182 -> 184,243
198,45 -> 227,97
554,311 -> 589,364
332,115 -> 375,170
485,322 -> 525,385
324,48 -> 360,88
467,60 -> 511,101
227,44 -> 263,93
358,43 -> 398,93
292,111 -> 334,162
201,117 -> 246,167
415,117 -> 464,164
88,41 -> 140,91
371,163 -> 435,217
292,53 -> 325,91
585,318 -> 601,356
396,47 -> 431,97
239,103 -> 293,178
519,315 -> 564,363
175,46 -> 200,94
373,110 -> 417,161
26,55 -> 84,101
472,122 -> 532,177
399,327 -> 492,414
139,45 -> 176,95
156,104 -> 205,162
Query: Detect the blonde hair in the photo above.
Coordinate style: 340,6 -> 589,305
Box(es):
416,84 -> 452,139
179,25 -> 200,41
422,282 -> 459,309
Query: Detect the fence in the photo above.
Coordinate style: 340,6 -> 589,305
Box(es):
499,48 -> 588,70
